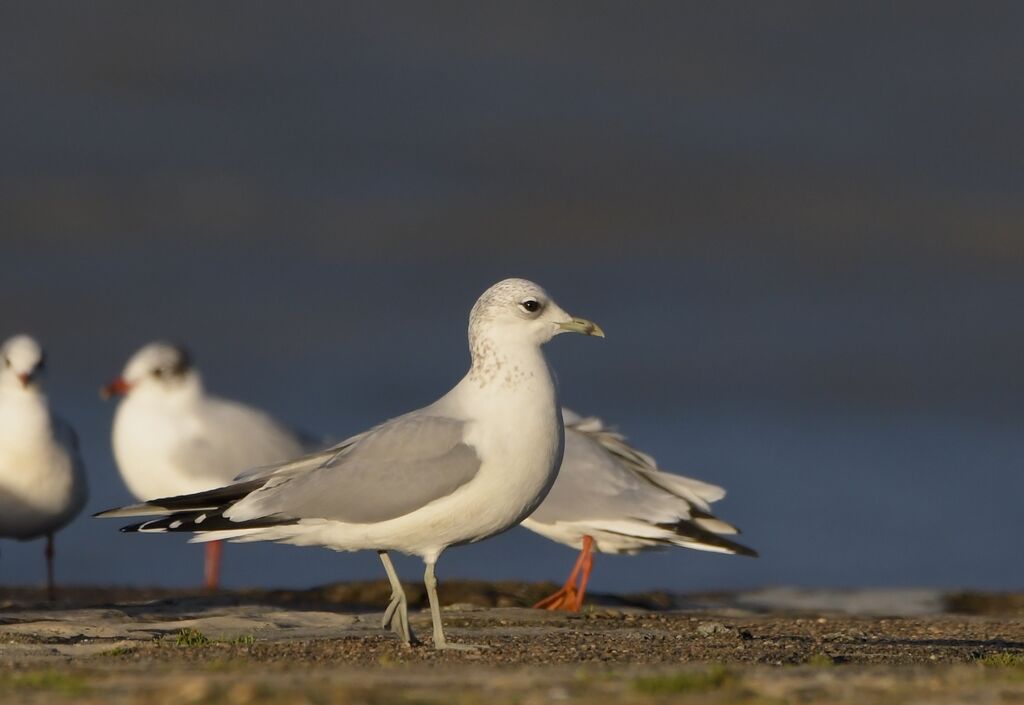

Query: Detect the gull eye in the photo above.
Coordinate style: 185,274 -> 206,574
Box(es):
152,367 -> 164,379
520,299 -> 541,314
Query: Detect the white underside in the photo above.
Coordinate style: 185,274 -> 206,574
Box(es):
0,390 -> 87,539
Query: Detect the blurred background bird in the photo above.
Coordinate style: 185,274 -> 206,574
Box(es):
0,335 -> 88,600
101,342 -> 317,590
526,411 -> 756,611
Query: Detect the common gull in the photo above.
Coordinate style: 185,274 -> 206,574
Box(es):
98,278 -> 603,649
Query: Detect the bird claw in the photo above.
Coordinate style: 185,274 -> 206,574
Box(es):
382,592 -> 418,646
532,586 -> 580,612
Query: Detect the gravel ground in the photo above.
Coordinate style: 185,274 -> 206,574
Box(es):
0,583 -> 1022,704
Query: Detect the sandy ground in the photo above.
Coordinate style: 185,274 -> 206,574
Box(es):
1,583 -> 1022,704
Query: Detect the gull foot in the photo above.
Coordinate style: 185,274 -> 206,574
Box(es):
532,586 -> 579,612
382,593 -> 419,647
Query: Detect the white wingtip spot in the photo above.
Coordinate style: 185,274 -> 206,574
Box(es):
195,514 -> 207,524
169,520 -> 183,529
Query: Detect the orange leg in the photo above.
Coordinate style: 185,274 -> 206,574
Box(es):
572,538 -> 595,611
204,540 -> 223,591
533,535 -> 595,612
44,533 -> 55,602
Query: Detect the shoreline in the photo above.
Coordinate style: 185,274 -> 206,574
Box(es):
1,584 -> 1021,704
2,582 -> 1020,616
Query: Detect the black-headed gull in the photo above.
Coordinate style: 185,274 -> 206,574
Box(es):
0,335 -> 88,600
101,342 -> 313,589
99,278 -> 603,650
524,410 -> 756,611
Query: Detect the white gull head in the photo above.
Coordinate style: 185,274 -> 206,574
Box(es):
468,278 -> 604,362
0,334 -> 46,391
102,342 -> 200,400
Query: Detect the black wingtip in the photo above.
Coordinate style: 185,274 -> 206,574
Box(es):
656,519 -> 759,558
716,537 -> 759,558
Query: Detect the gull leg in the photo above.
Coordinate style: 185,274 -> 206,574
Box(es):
532,535 -> 592,612
571,536 -> 595,612
44,533 -> 55,602
378,551 -> 418,647
204,540 -> 223,591
424,560 -> 481,651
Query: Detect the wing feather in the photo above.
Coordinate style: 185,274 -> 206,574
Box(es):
226,413 -> 480,525
525,410 -> 753,556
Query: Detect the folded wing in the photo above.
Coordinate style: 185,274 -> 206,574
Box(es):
98,412 -> 481,532
228,413 -> 480,524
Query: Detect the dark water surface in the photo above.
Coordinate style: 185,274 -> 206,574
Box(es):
0,4 -> 1021,591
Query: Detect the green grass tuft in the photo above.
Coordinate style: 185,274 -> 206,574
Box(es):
633,665 -> 734,694
101,645 -> 135,657
175,628 -> 212,647
231,634 -> 256,647
981,652 -> 1024,668
807,653 -> 837,668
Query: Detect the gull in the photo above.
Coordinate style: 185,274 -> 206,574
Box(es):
524,410 -> 756,612
97,278 -> 604,649
0,335 -> 88,600
101,342 -> 313,590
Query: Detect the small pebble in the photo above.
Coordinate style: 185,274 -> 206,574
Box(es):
696,621 -> 736,637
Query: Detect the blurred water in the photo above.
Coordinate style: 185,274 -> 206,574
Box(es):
0,4 -> 1022,591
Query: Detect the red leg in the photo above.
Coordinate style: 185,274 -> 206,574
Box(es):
533,535 -> 594,611
44,533 -> 55,602
204,541 -> 223,591
572,536 -> 595,611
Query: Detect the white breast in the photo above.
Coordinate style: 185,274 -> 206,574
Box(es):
114,395 -> 201,500
0,394 -> 87,539
413,352 -> 565,554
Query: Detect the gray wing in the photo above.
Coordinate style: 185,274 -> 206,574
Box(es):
50,414 -> 89,521
51,414 -> 80,454
226,413 -> 480,524
232,433 -> 367,483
